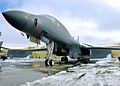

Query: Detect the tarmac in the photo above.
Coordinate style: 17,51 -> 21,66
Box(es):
0,59 -> 72,86
22,58 -> 120,86
0,57 -> 120,86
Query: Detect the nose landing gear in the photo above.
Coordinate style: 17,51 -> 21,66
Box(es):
118,57 -> 120,61
45,59 -> 54,66
45,41 -> 54,66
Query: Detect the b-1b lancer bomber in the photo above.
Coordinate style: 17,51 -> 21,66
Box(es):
2,10 -> 120,66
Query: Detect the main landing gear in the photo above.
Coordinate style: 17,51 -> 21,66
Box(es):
45,41 -> 54,66
78,56 -> 90,64
0,56 -> 7,60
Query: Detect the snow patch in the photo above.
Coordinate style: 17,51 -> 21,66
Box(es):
0,58 -> 43,66
21,59 -> 120,86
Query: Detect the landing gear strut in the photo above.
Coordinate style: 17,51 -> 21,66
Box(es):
45,41 -> 54,66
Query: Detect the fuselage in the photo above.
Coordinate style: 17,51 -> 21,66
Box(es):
2,10 -> 79,46
2,10 -> 83,59
24,13 -> 79,46
2,10 -> 115,63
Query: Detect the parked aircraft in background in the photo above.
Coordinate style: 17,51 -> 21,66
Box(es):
2,10 -> 120,66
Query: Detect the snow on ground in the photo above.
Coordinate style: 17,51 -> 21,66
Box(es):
0,58 -> 44,66
21,58 -> 120,86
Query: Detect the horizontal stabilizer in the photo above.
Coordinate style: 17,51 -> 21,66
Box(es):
88,47 -> 120,50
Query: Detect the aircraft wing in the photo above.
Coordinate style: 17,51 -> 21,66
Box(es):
1,47 -> 47,52
87,46 -> 120,59
0,47 -> 10,50
27,48 -> 47,51
87,47 -> 120,50
1,46 -> 47,51
0,44 -> 47,58
82,43 -> 120,50
7,48 -> 47,58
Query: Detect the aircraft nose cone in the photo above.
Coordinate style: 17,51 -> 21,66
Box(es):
2,11 -> 28,30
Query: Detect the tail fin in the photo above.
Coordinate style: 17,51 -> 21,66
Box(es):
0,41 -> 3,52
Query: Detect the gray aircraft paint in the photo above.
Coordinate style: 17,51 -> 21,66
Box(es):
3,10 -> 118,60
7,50 -> 31,58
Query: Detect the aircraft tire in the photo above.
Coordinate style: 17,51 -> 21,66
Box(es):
61,56 -> 68,64
61,56 -> 68,62
65,57 -> 68,62
45,59 -> 49,66
61,57 -> 65,61
1,56 -> 7,60
49,59 -> 54,66
118,57 -> 120,61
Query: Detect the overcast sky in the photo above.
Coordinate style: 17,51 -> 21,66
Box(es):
1,0 -> 120,48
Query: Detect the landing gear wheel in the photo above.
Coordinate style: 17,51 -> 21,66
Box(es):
45,59 -> 49,66
45,59 -> 54,66
1,56 -> 7,60
49,59 -> 54,66
61,57 -> 65,61
65,57 -> 68,63
118,57 -> 120,61
61,56 -> 68,63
